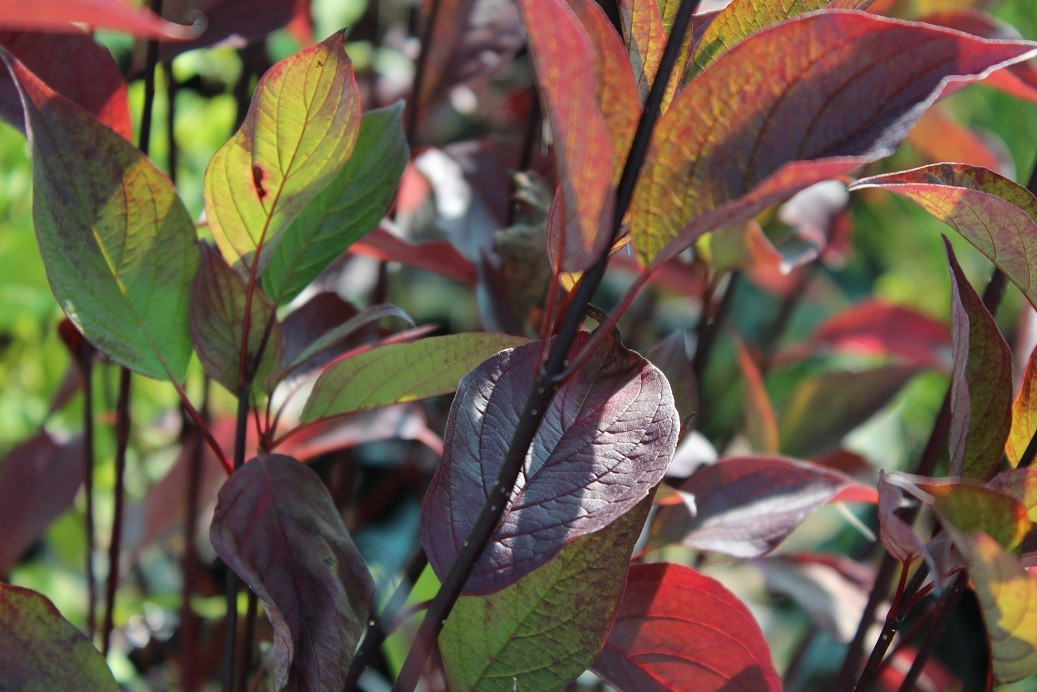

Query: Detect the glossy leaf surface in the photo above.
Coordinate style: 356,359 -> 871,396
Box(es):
439,498 -> 650,690
651,455 -> 877,557
516,0 -> 614,270
6,53 -> 197,381
262,102 -> 408,305
0,432 -> 84,575
205,32 -> 360,277
851,163 -> 1037,310
301,333 -> 527,423
0,30 -> 130,139
1007,346 -> 1037,467
946,240 -> 1012,480
0,0 -> 195,38
958,532 -> 1037,682
630,11 -> 1037,267
210,455 -> 373,690
0,584 -> 116,690
421,330 -> 679,594
592,563 -> 781,691
190,243 -> 281,392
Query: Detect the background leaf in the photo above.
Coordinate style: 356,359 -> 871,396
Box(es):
439,498 -> 651,690
591,562 -> 781,691
1007,346 -> 1037,467
421,330 -> 679,594
301,333 -> 526,423
630,11 -> 1037,267
262,102 -> 408,305
851,163 -> 1037,309
0,584 -> 117,690
204,31 -> 360,276
5,52 -> 198,381
0,0 -> 195,38
209,455 -> 373,691
651,455 -> 877,557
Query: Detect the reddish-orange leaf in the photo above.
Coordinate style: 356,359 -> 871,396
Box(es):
631,11 -> 1037,268
736,340 -> 779,454
0,0 -> 195,39
907,106 -> 1012,175
617,0 -> 667,102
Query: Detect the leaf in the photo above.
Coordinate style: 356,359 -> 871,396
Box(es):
736,340 -> 779,454
0,432 -> 84,575
421,330 -> 679,594
190,243 -> 282,392
851,164 -> 1037,310
204,31 -> 360,277
301,333 -> 527,423
945,240 -> 1012,480
646,330 -> 697,431
157,0 -> 309,59
1007,346 -> 1037,467
349,225 -> 477,285
617,0 -> 667,103
957,532 -> 1037,682
262,102 -> 409,305
0,0 -> 195,38
0,30 -> 130,139
516,0 -> 615,270
439,498 -> 651,691
907,106 -> 1013,176
989,468 -> 1037,523
778,364 -> 920,457
630,11 -> 1037,267
0,584 -> 117,690
650,455 -> 877,558
591,562 -> 781,691
209,455 -> 374,691
4,51 -> 198,381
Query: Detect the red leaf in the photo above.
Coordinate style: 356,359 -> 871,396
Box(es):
421,330 -> 679,594
651,455 -> 877,558
0,0 -> 196,39
0,432 -> 84,575
592,563 -> 781,691
630,11 -> 1037,267
907,106 -> 1013,176
210,455 -> 374,690
736,340 -> 779,454
349,225 -> 477,285
0,31 -> 130,140
617,0 -> 667,102
517,0 -> 616,270
945,239 -> 1013,480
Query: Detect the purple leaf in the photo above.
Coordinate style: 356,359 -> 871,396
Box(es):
651,455 -> 878,558
945,240 -> 1012,480
420,330 -> 679,594
0,432 -> 84,575
209,455 -> 373,690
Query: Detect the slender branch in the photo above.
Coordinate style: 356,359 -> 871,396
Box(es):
691,270 -> 738,381
179,377 -> 209,691
166,64 -> 178,185
390,3 -> 702,689
237,589 -> 258,692
81,356 -> 97,641
101,367 -> 132,657
897,571 -> 968,692
222,387 -> 251,692
406,0 -> 442,145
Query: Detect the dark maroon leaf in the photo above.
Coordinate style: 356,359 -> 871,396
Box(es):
156,0 -> 308,59
651,455 -> 878,558
945,239 -> 1012,480
279,292 -> 359,368
0,30 -> 130,139
189,243 -> 282,392
420,329 -> 679,595
646,330 -> 697,432
0,432 -> 84,575
591,562 -> 781,691
210,454 -> 373,690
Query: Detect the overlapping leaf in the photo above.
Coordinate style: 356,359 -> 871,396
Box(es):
617,0 -> 666,102
301,333 -> 527,423
190,243 -> 282,392
439,498 -> 651,690
421,330 -> 679,594
0,584 -> 116,690
262,103 -> 408,305
592,562 -> 781,690
630,11 -> 1037,267
989,468 -> 1037,523
210,455 -> 373,691
205,31 -> 360,277
736,341 -> 779,454
0,0 -> 195,38
945,240 -> 1012,480
516,0 -> 616,270
4,53 -> 198,381
1006,346 -> 1037,467
650,455 -> 877,557
157,0 -> 309,59
349,225 -> 477,285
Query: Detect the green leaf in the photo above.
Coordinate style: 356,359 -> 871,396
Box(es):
439,498 -> 651,691
945,239 -> 1012,480
0,584 -> 117,691
851,164 -> 1037,311
190,243 -> 281,392
204,31 -> 361,278
3,51 -> 198,381
301,333 -> 527,422
262,102 -> 408,305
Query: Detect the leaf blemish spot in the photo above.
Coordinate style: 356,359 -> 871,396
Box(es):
252,165 -> 267,200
